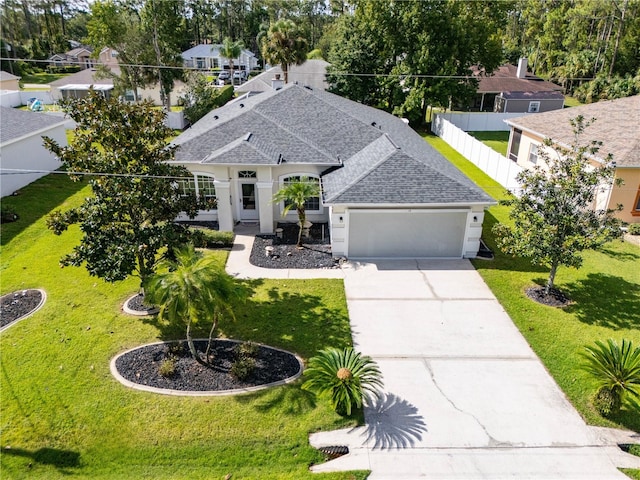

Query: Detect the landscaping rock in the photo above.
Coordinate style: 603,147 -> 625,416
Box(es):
0,289 -> 44,329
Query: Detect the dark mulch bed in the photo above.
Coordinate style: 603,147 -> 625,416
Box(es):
1,289 -> 43,328
525,286 -> 571,307
115,339 -> 302,392
125,293 -> 158,313
250,222 -> 340,269
175,220 -> 220,230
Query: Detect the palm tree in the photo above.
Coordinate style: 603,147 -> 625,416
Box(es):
144,244 -> 241,366
272,176 -> 320,247
218,37 -> 243,83
302,347 -> 383,416
260,19 -> 308,84
581,339 -> 640,416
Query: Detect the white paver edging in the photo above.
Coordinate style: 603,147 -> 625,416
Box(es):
0,288 -> 47,333
122,293 -> 159,316
110,339 -> 304,397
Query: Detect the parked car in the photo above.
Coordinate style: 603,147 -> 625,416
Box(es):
217,71 -> 231,84
233,70 -> 247,83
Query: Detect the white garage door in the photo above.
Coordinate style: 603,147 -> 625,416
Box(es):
348,210 -> 467,258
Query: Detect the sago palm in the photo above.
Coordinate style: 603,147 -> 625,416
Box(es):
581,339 -> 640,416
302,347 -> 383,416
144,244 -> 241,366
272,177 -> 320,247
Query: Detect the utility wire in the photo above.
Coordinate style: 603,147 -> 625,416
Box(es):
0,57 -> 598,81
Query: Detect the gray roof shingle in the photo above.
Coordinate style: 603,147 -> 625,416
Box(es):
172,84 -> 493,206
505,95 -> 640,167
0,107 -> 66,144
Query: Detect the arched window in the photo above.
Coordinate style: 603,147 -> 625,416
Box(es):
280,175 -> 321,213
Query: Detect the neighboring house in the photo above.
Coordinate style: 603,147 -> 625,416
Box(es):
49,51 -> 186,106
182,44 -> 258,72
504,95 -> 640,224
170,83 -> 495,258
235,60 -> 329,94
48,47 -> 94,70
469,58 -> 564,113
0,71 -> 20,90
0,106 -> 67,197
49,67 -> 116,101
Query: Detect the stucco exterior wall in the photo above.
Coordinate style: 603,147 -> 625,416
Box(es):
512,129 -> 639,223
1,123 -> 66,197
500,98 -> 564,113
611,168 -> 640,224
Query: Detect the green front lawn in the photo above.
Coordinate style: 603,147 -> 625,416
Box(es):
19,72 -> 70,85
467,131 -> 510,156
424,133 -> 640,434
0,175 -> 367,479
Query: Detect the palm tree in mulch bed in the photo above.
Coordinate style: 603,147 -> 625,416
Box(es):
144,244 -> 245,366
272,177 -> 321,248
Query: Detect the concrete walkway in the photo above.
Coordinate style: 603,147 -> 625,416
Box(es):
225,232 -> 640,479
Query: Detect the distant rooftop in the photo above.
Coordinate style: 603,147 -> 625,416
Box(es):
472,63 -> 563,94
505,95 -> 640,168
0,107 -> 66,145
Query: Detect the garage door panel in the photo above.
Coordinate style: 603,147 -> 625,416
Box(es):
348,211 -> 466,257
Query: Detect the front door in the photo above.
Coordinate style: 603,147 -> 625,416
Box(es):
239,182 -> 259,220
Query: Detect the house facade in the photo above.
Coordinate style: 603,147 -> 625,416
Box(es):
504,95 -> 640,223
0,107 -> 67,197
48,47 -> 94,70
171,84 -> 495,258
182,44 -> 259,72
469,58 -> 564,113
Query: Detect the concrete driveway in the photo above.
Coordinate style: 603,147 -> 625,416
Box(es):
310,259 -> 638,479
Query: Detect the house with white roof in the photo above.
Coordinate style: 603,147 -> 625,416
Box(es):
182,44 -> 258,72
171,83 -> 495,258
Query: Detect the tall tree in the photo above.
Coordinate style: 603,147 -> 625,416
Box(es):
145,245 -> 243,366
260,18 -> 307,83
493,117 -> 623,297
44,91 -> 206,289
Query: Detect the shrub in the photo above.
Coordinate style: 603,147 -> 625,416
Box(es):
581,339 -> 640,417
302,347 -> 383,416
1,205 -> 18,223
627,223 -> 640,235
158,357 -> 177,378
189,228 -> 234,248
236,341 -> 259,359
231,357 -> 256,380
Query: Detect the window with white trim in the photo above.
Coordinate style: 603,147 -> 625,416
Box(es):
281,175 -> 321,212
178,174 -> 216,207
528,101 -> 541,113
528,144 -> 539,164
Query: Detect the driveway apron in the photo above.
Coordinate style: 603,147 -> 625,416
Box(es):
309,259 -> 633,479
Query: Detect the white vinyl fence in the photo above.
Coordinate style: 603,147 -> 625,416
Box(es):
432,114 -> 523,194
0,90 -> 55,108
434,111 -> 531,131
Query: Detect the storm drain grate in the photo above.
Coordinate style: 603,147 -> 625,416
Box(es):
317,445 -> 349,459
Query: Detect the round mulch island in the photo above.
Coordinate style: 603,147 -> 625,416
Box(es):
525,286 -> 571,307
0,289 -> 46,331
123,293 -> 159,316
111,339 -> 303,396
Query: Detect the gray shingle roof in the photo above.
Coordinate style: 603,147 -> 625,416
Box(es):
472,64 -> 563,94
0,107 -> 66,144
0,71 -> 20,81
172,84 -> 493,206
505,95 -> 640,167
181,44 -> 255,60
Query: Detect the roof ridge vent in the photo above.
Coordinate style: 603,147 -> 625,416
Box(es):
244,132 -> 252,141
384,133 -> 400,149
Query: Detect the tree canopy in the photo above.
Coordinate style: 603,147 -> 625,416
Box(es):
44,90 -> 207,288
260,19 -> 308,83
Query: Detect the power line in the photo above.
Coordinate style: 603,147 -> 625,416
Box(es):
0,56 -> 598,81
